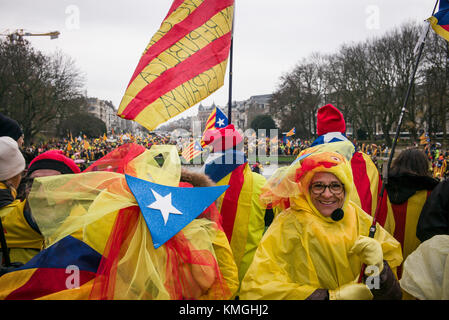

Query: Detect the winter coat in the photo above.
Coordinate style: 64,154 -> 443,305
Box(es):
417,178 -> 449,242
385,174 -> 439,278
0,182 -> 42,264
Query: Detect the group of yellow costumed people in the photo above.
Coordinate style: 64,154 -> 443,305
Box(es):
0,104 -> 447,300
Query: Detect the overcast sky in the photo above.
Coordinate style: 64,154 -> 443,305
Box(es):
0,0 -> 438,123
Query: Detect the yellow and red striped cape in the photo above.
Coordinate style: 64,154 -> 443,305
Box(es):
204,151 -> 267,282
118,0 -> 234,130
388,190 -> 432,279
349,152 -> 382,217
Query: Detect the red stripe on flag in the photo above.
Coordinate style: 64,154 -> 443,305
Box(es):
375,185 -> 389,227
219,164 -> 245,242
350,153 -> 373,214
201,109 -> 217,146
391,201 -> 408,279
391,202 -> 407,252
205,111 -> 216,129
182,143 -> 194,157
441,24 -> 449,32
6,268 -> 96,300
128,0 -> 234,86
121,32 -> 232,119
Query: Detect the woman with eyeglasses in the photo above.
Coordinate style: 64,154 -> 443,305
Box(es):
239,151 -> 403,300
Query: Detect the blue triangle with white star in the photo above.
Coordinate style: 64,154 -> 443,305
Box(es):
215,107 -> 228,128
125,174 -> 228,249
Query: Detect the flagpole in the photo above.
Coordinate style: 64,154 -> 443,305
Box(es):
357,0 -> 439,283
227,37 -> 233,123
228,2 -> 235,123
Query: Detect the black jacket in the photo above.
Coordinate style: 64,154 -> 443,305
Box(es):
416,179 -> 449,242
385,174 -> 439,205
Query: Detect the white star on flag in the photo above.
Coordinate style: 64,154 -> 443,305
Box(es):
323,132 -> 347,143
148,189 -> 183,225
216,117 -> 225,127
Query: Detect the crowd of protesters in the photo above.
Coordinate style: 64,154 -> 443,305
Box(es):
21,133 -> 176,170
1,106 -> 449,300
14,130 -> 449,182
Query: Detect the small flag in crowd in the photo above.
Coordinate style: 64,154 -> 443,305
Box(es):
117,0 -> 235,130
125,174 -> 228,248
419,132 -> 430,145
182,140 -> 203,162
286,127 -> 296,137
201,107 -> 228,146
428,0 -> 449,42
83,139 -> 90,150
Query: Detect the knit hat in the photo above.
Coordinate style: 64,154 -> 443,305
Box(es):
28,150 -> 81,175
0,113 -> 23,141
316,104 -> 346,136
0,136 -> 26,181
202,124 -> 243,152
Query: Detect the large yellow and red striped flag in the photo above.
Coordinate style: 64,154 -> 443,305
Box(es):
117,0 -> 235,130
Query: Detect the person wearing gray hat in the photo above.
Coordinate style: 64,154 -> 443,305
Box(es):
0,136 -> 26,272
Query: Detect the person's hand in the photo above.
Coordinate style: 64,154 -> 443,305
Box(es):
350,235 -> 384,276
329,282 -> 373,300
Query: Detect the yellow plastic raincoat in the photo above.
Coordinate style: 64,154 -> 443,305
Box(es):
240,151 -> 402,300
22,145 -> 239,300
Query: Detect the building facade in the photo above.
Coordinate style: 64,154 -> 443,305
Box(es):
86,98 -> 145,135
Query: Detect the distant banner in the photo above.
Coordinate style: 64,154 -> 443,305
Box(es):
117,0 -> 235,130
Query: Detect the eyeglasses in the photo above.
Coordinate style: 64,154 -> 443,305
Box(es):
310,182 -> 344,195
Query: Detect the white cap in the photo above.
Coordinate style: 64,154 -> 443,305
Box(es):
0,136 -> 25,181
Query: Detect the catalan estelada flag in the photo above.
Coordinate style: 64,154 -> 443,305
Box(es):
0,236 -> 102,300
2,144 -> 238,300
285,127 -> 296,137
182,140 -> 203,162
428,0 -> 449,42
117,0 -> 235,130
125,174 -> 228,248
201,107 -> 228,146
419,132 -> 430,145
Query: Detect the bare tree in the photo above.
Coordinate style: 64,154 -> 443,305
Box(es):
421,30 -> 449,140
0,39 -> 85,145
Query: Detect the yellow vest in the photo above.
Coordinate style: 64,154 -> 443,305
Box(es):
1,200 -> 43,264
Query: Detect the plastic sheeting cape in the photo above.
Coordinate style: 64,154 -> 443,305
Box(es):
400,235 -> 449,300
240,150 -> 402,300
26,143 -> 238,300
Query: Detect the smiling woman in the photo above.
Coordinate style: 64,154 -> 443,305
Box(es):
309,172 -> 345,218
239,150 -> 404,300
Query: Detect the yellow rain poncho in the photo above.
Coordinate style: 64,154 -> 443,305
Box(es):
239,151 -> 402,300
21,144 -> 239,300
400,235 -> 449,300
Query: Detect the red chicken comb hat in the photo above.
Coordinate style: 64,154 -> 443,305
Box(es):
317,104 -> 346,136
